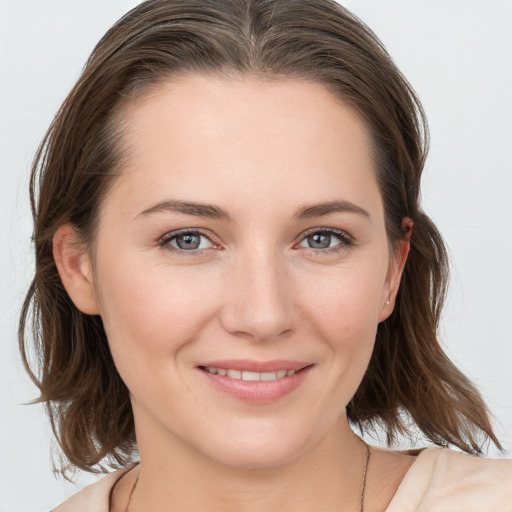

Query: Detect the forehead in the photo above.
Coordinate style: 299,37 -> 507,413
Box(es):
120,74 -> 372,155
108,74 -> 381,220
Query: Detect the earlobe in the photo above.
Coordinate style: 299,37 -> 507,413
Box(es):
53,224 -> 100,315
378,217 -> 413,322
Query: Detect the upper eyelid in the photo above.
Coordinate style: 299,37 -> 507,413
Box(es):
159,229 -> 219,253
297,226 -> 354,243
300,226 -> 350,236
160,228 -> 215,242
159,226 -> 355,253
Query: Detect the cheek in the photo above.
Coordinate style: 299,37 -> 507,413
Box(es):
300,261 -> 386,338
296,259 -> 387,390
93,250 -> 218,370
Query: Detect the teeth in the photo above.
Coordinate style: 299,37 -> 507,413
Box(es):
205,367 -> 297,381
242,370 -> 260,381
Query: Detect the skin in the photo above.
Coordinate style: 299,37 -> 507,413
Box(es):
54,75 -> 414,511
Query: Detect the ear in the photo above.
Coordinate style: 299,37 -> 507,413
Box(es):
378,217 -> 413,322
53,223 -> 100,315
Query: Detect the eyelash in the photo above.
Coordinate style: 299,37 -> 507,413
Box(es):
298,227 -> 355,255
159,228 -> 216,256
159,227 -> 355,256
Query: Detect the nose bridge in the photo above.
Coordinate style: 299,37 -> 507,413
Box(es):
221,244 -> 294,341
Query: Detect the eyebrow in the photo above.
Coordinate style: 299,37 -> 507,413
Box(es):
137,200 -> 233,221
136,199 -> 370,221
292,200 -> 370,220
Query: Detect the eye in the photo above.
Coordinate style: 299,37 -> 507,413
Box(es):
297,228 -> 354,252
160,229 -> 216,253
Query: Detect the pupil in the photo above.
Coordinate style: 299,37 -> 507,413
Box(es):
177,234 -> 200,250
309,233 -> 330,249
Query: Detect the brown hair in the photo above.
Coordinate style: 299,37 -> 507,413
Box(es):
19,0 -> 501,473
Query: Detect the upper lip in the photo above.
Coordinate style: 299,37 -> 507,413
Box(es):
198,359 -> 312,372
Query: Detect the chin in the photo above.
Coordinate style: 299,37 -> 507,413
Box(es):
207,442 -> 303,470
195,419 -> 321,470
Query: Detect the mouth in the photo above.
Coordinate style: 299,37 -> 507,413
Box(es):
197,360 -> 314,404
199,366 -> 300,381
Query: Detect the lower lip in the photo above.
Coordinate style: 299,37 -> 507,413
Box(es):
198,366 -> 313,404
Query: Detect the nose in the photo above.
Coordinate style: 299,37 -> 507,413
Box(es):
219,247 -> 296,342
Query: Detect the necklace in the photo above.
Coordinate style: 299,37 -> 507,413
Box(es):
123,469 -> 139,512
124,442 -> 371,512
359,441 -> 371,512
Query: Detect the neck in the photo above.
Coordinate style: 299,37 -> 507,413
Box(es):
128,413 -> 367,512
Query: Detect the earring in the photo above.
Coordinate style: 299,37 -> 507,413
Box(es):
385,299 -> 390,306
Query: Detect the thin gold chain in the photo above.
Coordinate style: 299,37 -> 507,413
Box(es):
125,442 -> 371,512
123,468 -> 140,512
359,441 -> 371,512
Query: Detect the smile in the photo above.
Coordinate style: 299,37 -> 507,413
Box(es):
198,361 -> 313,404
202,367 -> 296,381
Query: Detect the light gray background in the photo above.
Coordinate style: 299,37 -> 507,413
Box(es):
1,1 -> 511,510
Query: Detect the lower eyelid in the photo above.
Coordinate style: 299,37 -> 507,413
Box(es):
159,230 -> 216,251
158,228 -> 354,254
298,229 -> 354,248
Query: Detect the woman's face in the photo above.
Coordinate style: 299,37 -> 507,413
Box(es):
86,75 -> 406,468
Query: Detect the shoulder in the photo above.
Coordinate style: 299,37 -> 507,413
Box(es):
51,466 -> 134,512
386,448 -> 512,512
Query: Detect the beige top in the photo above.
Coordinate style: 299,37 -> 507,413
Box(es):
52,448 -> 512,511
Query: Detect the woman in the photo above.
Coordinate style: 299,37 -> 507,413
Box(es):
18,0 -> 512,510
